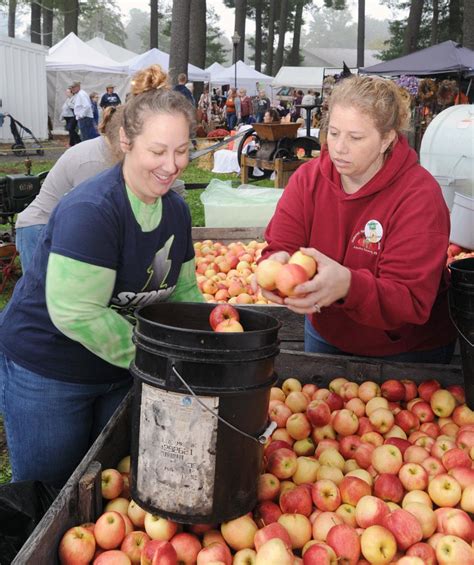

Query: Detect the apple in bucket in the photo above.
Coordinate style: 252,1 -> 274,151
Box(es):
209,304 -> 244,332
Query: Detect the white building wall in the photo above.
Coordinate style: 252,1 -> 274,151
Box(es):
0,36 -> 48,142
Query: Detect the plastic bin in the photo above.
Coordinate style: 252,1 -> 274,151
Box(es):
200,179 -> 283,228
450,192 -> 474,249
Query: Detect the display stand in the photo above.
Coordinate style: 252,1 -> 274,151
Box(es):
240,155 -> 306,188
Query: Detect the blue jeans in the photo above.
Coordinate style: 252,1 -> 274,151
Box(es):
304,317 -> 455,364
0,351 -> 131,487
78,117 -> 99,141
15,224 -> 45,273
226,112 -> 237,130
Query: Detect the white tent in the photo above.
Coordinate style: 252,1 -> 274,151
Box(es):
86,37 -> 138,63
46,33 -> 130,129
210,60 -> 273,95
272,66 -> 326,90
205,61 -> 226,75
126,48 -> 210,82
0,36 -> 48,142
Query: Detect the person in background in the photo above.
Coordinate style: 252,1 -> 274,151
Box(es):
257,75 -> 456,364
100,85 -> 122,110
70,81 -> 99,142
300,89 -> 317,122
90,92 -> 100,128
256,89 -> 271,123
263,108 -> 281,124
0,65 -> 203,488
15,106 -> 124,272
225,87 -> 239,130
292,89 -> 304,121
60,88 -> 81,147
198,86 -> 210,125
239,88 -> 253,124
173,73 -> 195,106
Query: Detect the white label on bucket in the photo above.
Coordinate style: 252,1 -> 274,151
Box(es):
137,384 -> 219,515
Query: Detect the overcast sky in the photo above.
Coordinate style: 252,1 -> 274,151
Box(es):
117,0 -> 395,37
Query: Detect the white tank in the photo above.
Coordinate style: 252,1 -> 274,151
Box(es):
420,105 -> 474,211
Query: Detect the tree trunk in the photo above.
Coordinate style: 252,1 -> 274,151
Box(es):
431,0 -> 438,45
31,0 -> 42,44
357,0 -> 365,67
274,0 -> 288,73
42,0 -> 53,47
8,0 -> 16,37
189,0 -> 206,103
288,0 -> 303,66
265,0 -> 276,75
150,0 -> 158,49
463,0 -> 474,49
448,0 -> 462,43
64,0 -> 79,36
234,0 -> 246,62
254,0 -> 263,71
402,0 -> 424,54
169,0 -> 191,86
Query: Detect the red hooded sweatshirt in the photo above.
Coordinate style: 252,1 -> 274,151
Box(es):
263,135 -> 456,356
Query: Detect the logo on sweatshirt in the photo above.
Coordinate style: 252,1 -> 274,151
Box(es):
352,219 -> 383,254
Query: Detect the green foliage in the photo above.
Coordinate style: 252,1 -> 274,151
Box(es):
78,0 -> 127,46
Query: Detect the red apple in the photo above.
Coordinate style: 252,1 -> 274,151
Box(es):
406,542 -> 437,565
255,538 -> 293,565
384,437 -> 411,456
435,534 -> 474,564
214,318 -> 244,332
435,508 -> 473,543
325,392 -> 344,411
398,463 -> 429,491
371,444 -> 403,475
59,526 -> 96,565
266,448 -> 298,479
381,380 -> 405,402
446,385 -> 465,405
93,550 -> 132,564
339,476 -> 372,506
306,400 -> 331,427
288,251 -> 317,278
401,379 -> 418,402
411,401 -> 435,423
196,542 -> 232,565
427,474 -> 462,508
254,501 -> 282,527
209,304 -> 239,330
302,542 -> 336,564
311,479 -> 341,512
275,263 -> 309,297
373,474 -> 404,503
120,531 -> 150,564
441,447 -> 471,470
418,380 -> 441,402
94,511 -> 126,550
355,495 -> 390,528
404,502 -> 437,538
280,485 -> 313,516
395,410 -> 420,434
254,522 -> 292,552
277,513 -> 312,549
169,533 -> 201,565
286,412 -> 312,440
257,473 -> 280,501
339,435 -> 362,460
326,524 -> 361,564
448,465 -> 474,489
101,469 -> 125,500
221,514 -> 258,551
265,439 -> 292,458
332,409 -> 359,436
382,508 -> 423,550
256,259 -> 283,291
312,511 -> 344,542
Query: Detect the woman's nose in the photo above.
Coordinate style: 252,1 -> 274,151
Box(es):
334,135 -> 348,154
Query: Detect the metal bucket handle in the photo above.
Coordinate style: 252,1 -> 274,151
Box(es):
171,364 -> 277,444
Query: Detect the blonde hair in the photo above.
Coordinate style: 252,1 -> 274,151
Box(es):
325,75 -> 411,136
98,105 -> 125,162
123,64 -> 196,145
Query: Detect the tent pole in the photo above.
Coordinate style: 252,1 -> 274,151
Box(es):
466,78 -> 472,97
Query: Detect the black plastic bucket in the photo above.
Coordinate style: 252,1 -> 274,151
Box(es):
129,302 -> 281,524
449,257 -> 474,408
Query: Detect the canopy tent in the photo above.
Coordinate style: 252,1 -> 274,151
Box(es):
46,33 -> 130,130
361,40 -> 474,76
272,67 -> 326,90
126,48 -> 210,81
210,60 -> 273,95
86,37 -> 138,63
205,61 -> 226,75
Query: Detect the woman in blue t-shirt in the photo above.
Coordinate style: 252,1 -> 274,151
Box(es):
0,65 -> 204,487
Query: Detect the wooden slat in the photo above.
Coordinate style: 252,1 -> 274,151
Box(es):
192,226 -> 265,244
78,461 -> 102,525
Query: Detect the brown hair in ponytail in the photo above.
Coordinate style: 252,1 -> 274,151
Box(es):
122,64 -> 196,146
98,105 -> 125,162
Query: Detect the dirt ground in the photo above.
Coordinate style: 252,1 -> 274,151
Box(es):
0,137 -> 68,167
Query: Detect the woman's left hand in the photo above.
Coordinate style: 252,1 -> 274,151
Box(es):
284,248 -> 352,315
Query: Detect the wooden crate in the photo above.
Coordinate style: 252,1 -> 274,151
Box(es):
13,350 -> 463,564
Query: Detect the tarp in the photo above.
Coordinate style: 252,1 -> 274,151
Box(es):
210,60 -> 273,95
126,48 -> 210,81
46,33 -> 130,130
86,37 -> 138,63
205,61 -> 226,75
361,40 -> 474,76
272,67 -> 326,89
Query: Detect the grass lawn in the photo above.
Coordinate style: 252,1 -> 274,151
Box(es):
0,155 -> 273,484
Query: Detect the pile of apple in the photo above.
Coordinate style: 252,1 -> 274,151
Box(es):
194,239 -> 271,305
446,243 -> 474,266
58,376 -> 474,565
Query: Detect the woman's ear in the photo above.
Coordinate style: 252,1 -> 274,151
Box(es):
382,130 -> 397,153
119,127 -> 131,153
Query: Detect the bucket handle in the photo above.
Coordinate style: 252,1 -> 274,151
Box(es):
171,365 -> 277,445
448,293 -> 474,347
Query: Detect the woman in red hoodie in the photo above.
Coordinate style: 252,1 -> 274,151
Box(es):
260,75 -> 456,363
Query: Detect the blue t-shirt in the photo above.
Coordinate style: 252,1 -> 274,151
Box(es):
0,164 -> 194,383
